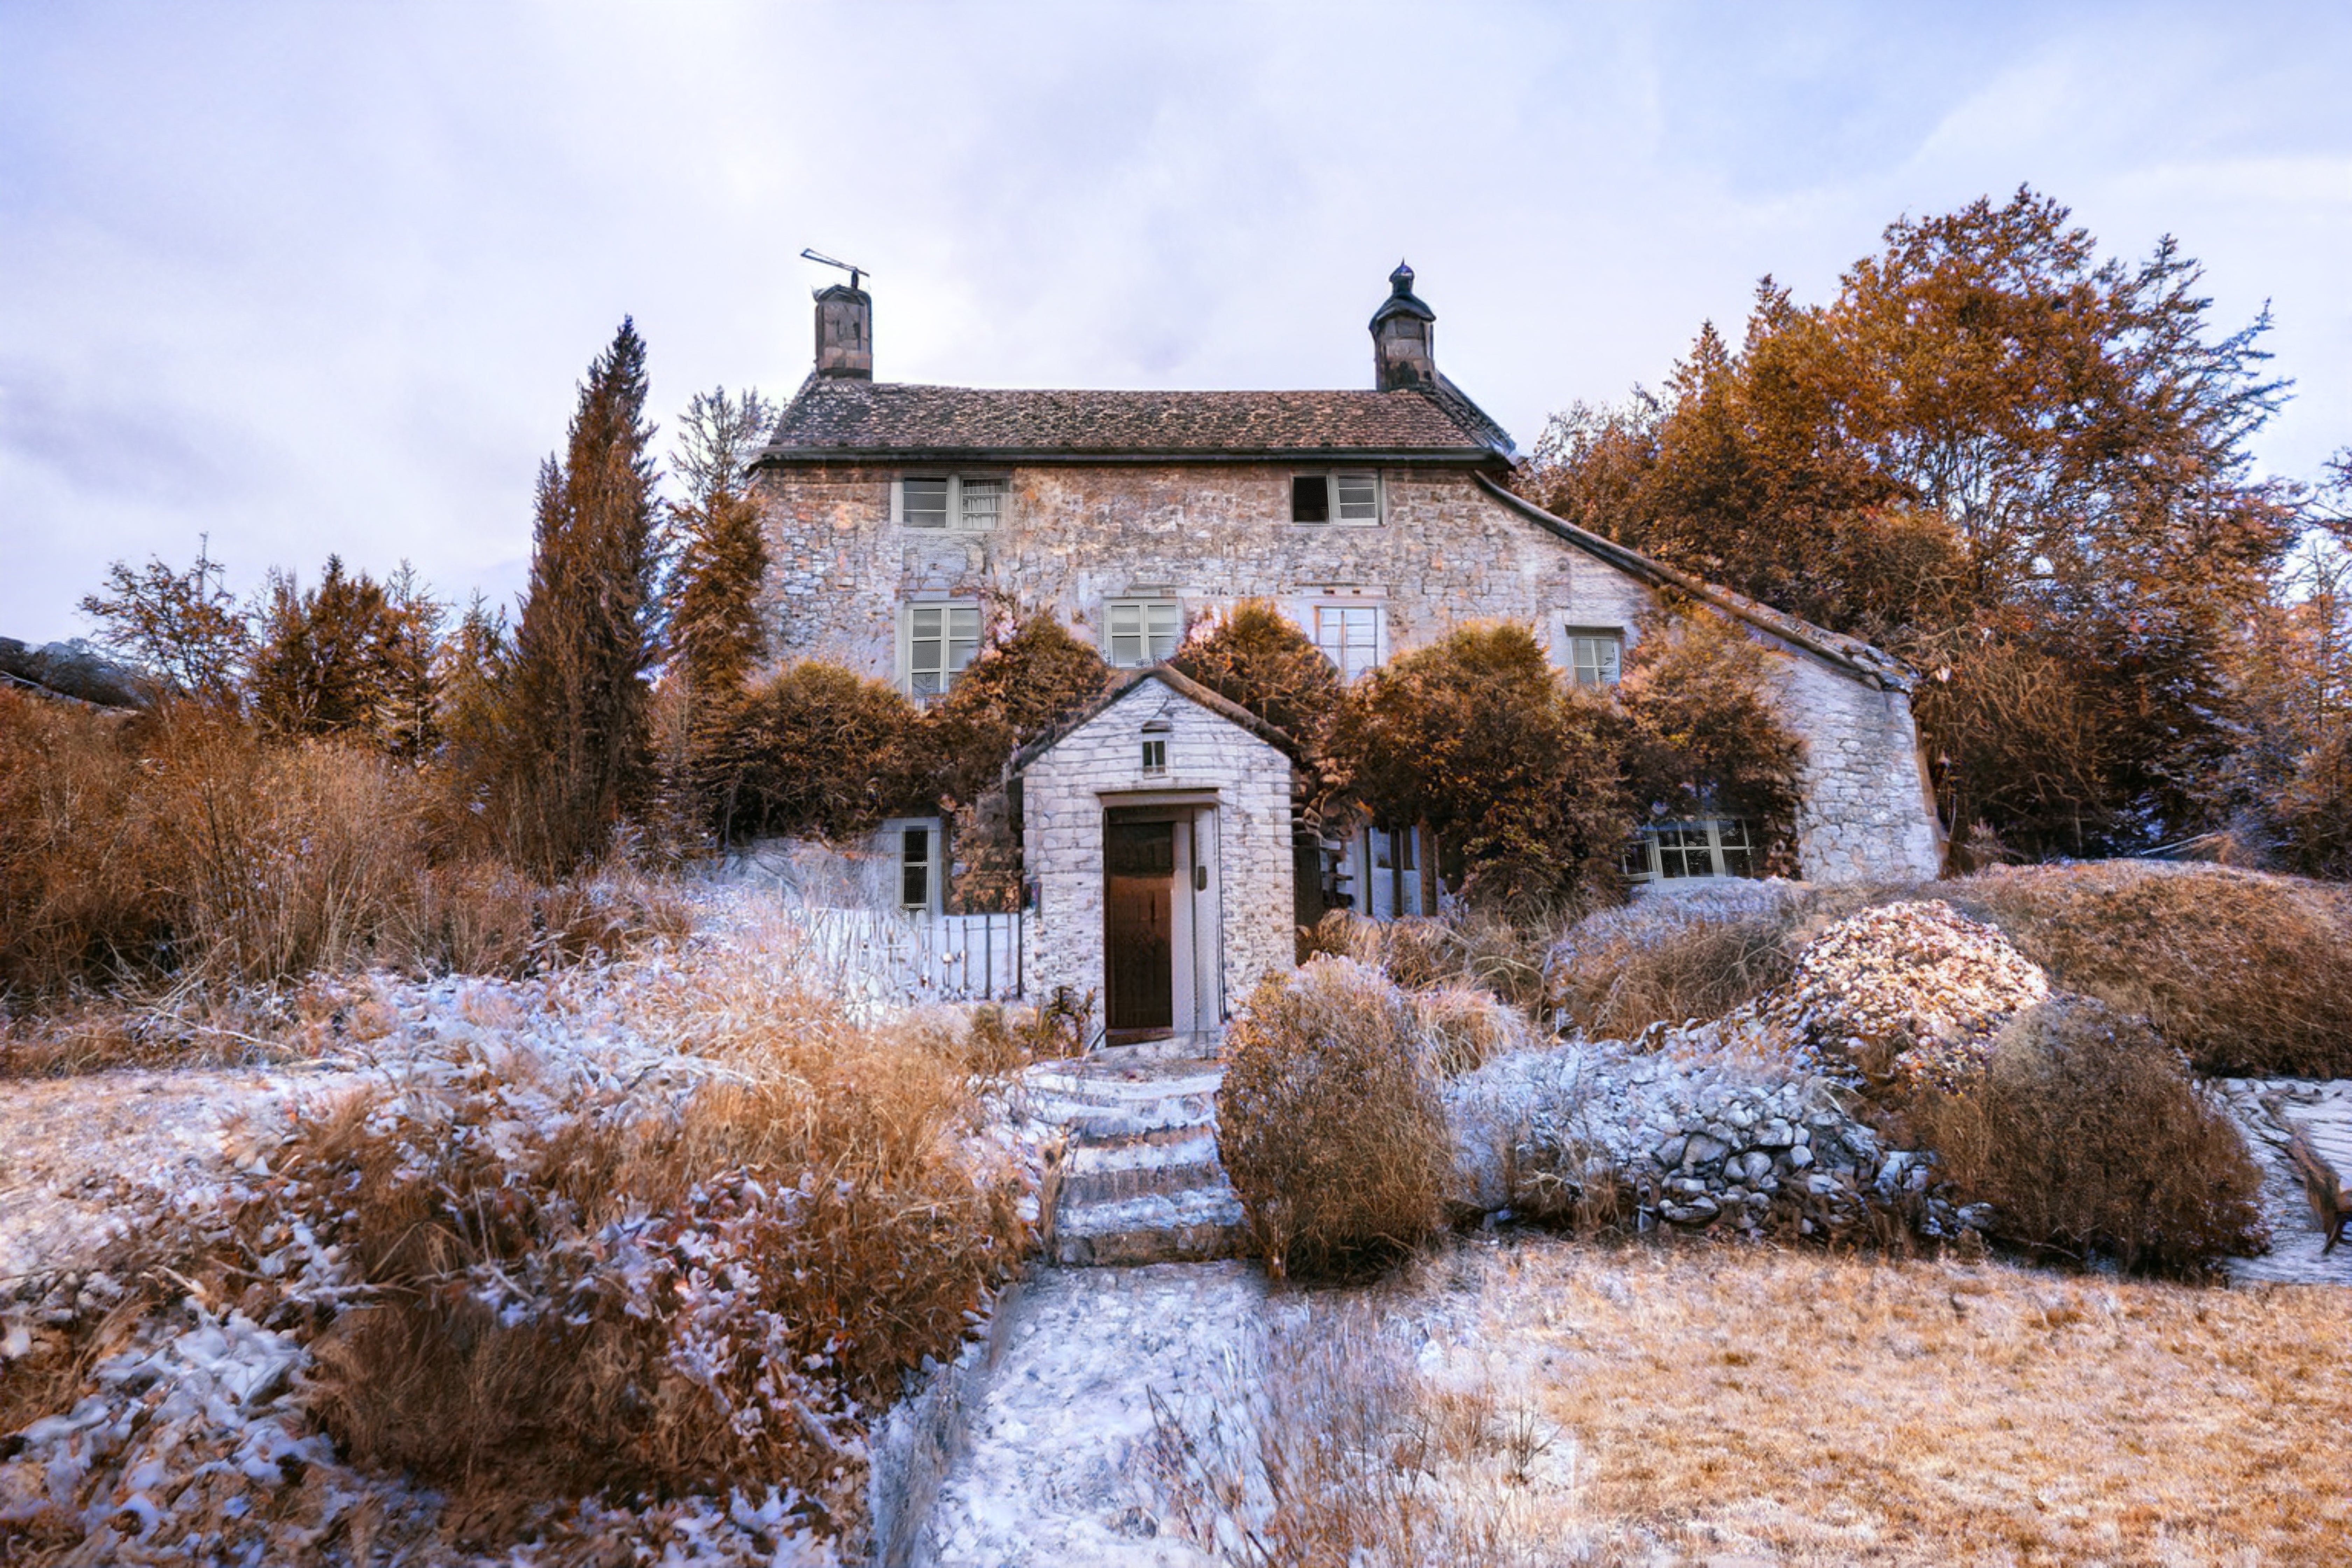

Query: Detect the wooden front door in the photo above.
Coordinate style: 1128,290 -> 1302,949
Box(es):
1105,819 -> 1175,1036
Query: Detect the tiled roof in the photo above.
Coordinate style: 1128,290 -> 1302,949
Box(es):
759,375 -> 1516,463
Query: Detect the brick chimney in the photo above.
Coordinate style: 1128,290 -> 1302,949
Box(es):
814,280 -> 873,379
1369,261 -> 1436,391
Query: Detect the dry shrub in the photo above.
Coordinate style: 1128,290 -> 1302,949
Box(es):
1308,910 -> 1551,1011
1543,882 -> 1863,1040
1,689 -> 687,1009
0,689 -> 172,995
256,981 -> 1020,1542
1215,958 -> 1449,1278
398,860 -> 690,978
941,995 -> 1090,1076
1912,995 -> 2266,1274
1411,985 -> 1532,1077
1953,859 -> 2352,1077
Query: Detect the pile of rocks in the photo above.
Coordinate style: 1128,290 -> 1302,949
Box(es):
1447,1038 -> 1988,1239
1771,899 -> 2048,1091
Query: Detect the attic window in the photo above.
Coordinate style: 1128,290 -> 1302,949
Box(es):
1141,713 -> 1172,777
1564,628 -> 1624,687
1292,471 -> 1381,525
896,476 -> 1005,530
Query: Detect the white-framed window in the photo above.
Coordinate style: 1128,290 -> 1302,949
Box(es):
903,601 -> 982,698
1104,600 -> 1182,667
882,816 -> 943,914
1290,470 -> 1382,526
893,475 -> 1007,530
1312,603 -> 1384,683
1141,737 -> 1168,776
1623,818 -> 1762,883
1562,626 -> 1624,688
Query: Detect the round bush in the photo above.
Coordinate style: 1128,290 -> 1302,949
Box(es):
1215,958 -> 1450,1278
1918,995 -> 2266,1275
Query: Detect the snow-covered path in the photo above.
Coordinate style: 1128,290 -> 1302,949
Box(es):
917,1263 -> 1267,1568
0,1060 -> 358,1284
2220,1077 -> 2352,1287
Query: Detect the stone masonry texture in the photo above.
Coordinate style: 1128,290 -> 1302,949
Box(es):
757,461 -> 1944,884
1020,678 -> 1295,1024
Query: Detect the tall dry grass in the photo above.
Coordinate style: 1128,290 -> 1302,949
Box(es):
1216,958 -> 1452,1278
1149,1304 -> 1567,1568
0,690 -> 686,1020
200,944 -> 1023,1548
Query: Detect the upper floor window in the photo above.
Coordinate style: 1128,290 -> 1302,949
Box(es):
1291,470 -> 1382,526
895,475 -> 1006,530
1105,600 -> 1182,667
1313,603 -> 1383,683
1623,818 -> 1761,883
1563,626 -> 1624,688
905,602 -> 981,697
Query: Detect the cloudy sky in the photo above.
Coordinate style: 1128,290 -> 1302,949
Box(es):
4,2 -> 2348,644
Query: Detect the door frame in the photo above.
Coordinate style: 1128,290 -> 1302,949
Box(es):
1100,792 -> 1223,1040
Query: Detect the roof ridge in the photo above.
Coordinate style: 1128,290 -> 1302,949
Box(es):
1471,475 -> 1917,692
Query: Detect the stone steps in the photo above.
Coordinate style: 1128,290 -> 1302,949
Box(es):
1030,1046 -> 1249,1267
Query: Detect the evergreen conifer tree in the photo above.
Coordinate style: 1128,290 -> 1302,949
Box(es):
502,319 -> 662,872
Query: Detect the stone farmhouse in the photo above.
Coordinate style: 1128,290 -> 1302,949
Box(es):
750,264 -> 1943,1042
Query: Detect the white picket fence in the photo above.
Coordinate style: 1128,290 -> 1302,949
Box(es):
792,907 -> 1025,1007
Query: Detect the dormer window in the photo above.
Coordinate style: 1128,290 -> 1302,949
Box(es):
1291,471 -> 1382,526
894,476 -> 1006,530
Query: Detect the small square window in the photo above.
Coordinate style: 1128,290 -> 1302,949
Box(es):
1291,475 -> 1331,523
1141,738 -> 1167,776
1106,600 -> 1182,666
902,478 -> 948,528
959,477 -> 1004,529
1565,629 -> 1623,687
1335,471 -> 1380,523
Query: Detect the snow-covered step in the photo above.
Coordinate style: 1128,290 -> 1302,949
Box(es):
1024,1049 -> 1250,1268
1051,1183 -> 1248,1267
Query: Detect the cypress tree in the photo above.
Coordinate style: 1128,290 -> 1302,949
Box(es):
503,318 -> 661,873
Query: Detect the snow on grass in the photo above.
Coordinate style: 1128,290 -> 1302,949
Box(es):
0,883 -> 1041,1566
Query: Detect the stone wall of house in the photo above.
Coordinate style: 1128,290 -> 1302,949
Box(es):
754,463 -> 1648,677
759,462 -> 1942,885
1019,679 -> 1295,1029
1769,652 -> 1946,883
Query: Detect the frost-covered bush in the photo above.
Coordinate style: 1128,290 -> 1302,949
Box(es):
1216,958 -> 1450,1277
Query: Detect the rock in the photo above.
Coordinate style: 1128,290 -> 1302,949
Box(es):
1654,1134 -> 1688,1169
1681,1133 -> 1730,1170
1754,1118 -> 1795,1148
1660,1196 -> 1720,1224
1731,1150 -> 1775,1184
1784,1144 -> 1814,1171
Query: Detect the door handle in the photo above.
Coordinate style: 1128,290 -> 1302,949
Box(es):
1194,865 -> 1208,891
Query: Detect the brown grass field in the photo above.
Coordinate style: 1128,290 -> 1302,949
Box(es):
1468,1239 -> 2348,1566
